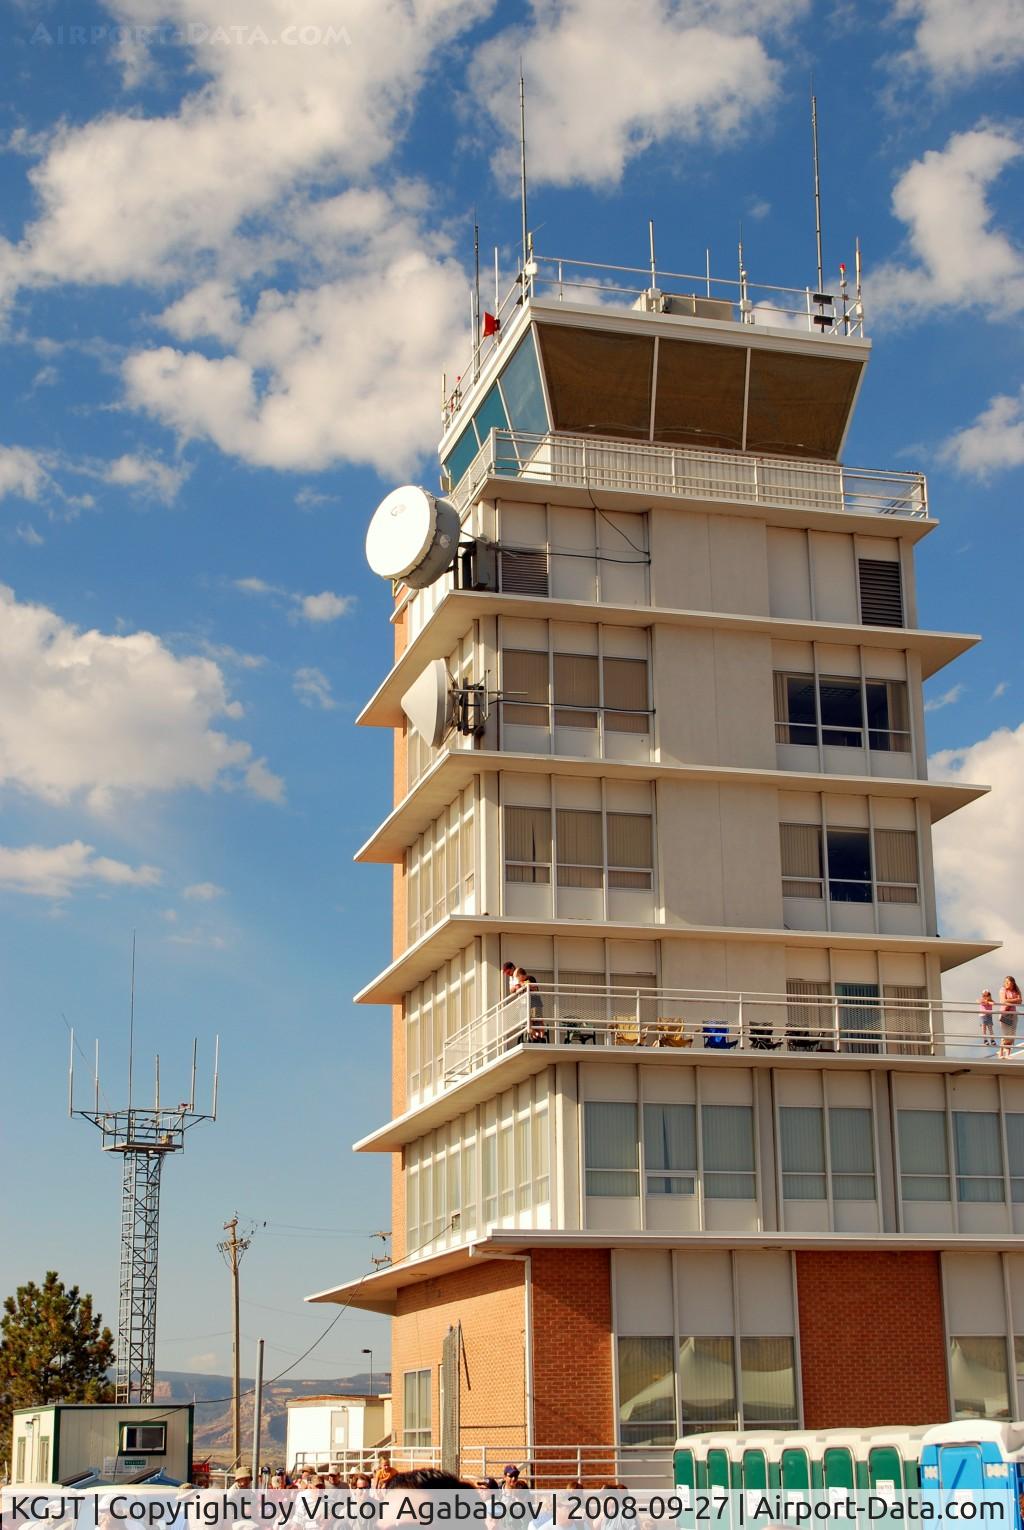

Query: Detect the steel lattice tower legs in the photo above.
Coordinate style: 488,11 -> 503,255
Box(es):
116,1149 -> 163,1404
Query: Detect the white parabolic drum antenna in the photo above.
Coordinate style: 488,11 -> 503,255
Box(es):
401,659 -> 452,749
365,485 -> 460,589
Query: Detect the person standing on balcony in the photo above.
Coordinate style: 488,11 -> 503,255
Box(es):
999,977 -> 1022,1058
979,989 -> 995,1047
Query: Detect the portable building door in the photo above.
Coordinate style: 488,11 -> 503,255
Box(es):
823,1447 -> 855,1491
781,1447 -> 811,1493
867,1445 -> 903,1491
937,1445 -> 985,1492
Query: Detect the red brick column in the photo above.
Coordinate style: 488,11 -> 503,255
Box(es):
531,1248 -> 615,1482
795,1250 -> 950,1427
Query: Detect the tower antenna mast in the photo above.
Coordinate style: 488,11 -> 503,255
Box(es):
69,944 -> 218,1404
811,88 -> 825,295
519,68 -> 530,277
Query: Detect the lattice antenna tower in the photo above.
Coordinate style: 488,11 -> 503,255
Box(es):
69,938 -> 219,1404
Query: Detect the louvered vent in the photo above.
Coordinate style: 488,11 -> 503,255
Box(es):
858,558 -> 904,627
500,548 -> 550,596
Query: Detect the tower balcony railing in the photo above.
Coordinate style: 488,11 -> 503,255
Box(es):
439,985 -> 1000,1086
449,429 -> 929,523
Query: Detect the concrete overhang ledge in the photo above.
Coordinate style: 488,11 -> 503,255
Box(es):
306,1229 -> 1024,1315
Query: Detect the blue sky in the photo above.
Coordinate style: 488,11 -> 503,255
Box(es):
1,0 -> 1023,1381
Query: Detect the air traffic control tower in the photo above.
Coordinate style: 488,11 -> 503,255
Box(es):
309,250 -> 1019,1483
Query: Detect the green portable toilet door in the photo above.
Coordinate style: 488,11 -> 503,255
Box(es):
868,1446 -> 904,1493
673,1447 -> 697,1530
782,1448 -> 811,1495
707,1449 -> 732,1491
824,1448 -> 856,1495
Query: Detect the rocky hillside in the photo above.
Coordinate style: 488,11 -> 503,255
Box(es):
154,1371 -> 390,1466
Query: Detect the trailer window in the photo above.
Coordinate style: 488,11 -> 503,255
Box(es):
121,1423 -> 167,1453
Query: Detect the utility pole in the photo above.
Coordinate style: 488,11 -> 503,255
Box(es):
218,1216 -> 251,1470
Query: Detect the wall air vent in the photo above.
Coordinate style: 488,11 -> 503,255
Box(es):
858,558 -> 904,627
499,548 -> 549,596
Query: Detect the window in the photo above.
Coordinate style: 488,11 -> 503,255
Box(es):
858,558 -> 904,627
607,812 -> 654,889
774,672 -> 910,753
604,658 -> 650,733
584,1101 -> 639,1196
499,330 -> 549,437
403,1369 -> 432,1448
775,673 -> 818,747
954,1113 -> 1005,1203
826,828 -> 872,902
644,1103 -> 697,1195
37,1437 -> 50,1480
502,648 -> 651,735
120,1423 -> 166,1453
504,800 -> 654,895
15,1436 -> 25,1483
780,823 -> 823,898
818,676 -> 863,748
875,829 -> 919,904
554,653 -> 599,729
740,1337 -> 798,1426
1006,1115 -> 1024,1202
504,805 -> 551,882
950,1337 -> 1011,1420
786,979 -> 830,1045
779,1107 -> 826,1199
556,808 -> 603,888
618,1336 -> 676,1447
679,1336 -> 737,1432
702,1104 -> 756,1199
866,680 -> 911,752
899,1110 -> 950,1200
829,1108 -> 876,1200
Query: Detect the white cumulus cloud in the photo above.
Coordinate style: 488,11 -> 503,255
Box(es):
0,445 -> 49,501
124,242 -> 470,474
932,722 -> 1024,997
183,881 -> 225,901
0,584 -> 284,810
0,840 -> 162,899
298,592 -> 355,623
101,453 -> 189,505
941,385 -> 1024,477
892,0 -> 1024,82
870,126 -> 1024,322
473,0 -> 804,188
293,666 -> 338,711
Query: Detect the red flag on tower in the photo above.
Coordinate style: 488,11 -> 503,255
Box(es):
482,312 -> 501,338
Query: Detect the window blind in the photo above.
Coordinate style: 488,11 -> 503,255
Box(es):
780,823 -> 823,898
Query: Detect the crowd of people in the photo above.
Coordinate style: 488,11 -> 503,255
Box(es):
229,1458 -> 630,1504
979,977 -> 1023,1058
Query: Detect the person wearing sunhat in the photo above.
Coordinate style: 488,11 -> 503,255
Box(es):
228,1466 -> 254,1497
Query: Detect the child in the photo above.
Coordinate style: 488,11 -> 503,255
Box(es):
979,989 -> 995,1046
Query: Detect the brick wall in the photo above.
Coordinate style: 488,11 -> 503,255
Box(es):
391,1258 -> 528,1462
796,1250 -> 950,1427
532,1249 -> 615,1455
390,1249 -> 617,1477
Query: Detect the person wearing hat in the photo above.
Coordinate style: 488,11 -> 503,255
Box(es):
502,1465 -> 527,1491
228,1466 -> 254,1497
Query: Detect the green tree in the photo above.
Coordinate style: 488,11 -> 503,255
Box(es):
0,1272 -> 114,1473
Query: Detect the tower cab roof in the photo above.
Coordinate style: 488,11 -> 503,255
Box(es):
439,254 -> 871,500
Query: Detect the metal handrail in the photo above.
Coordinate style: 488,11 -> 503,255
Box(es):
433,985 -> 1008,1089
449,430 -> 928,523
441,246 -> 867,423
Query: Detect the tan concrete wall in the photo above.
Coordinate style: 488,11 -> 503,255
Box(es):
652,627 -> 774,769
657,780 -> 783,929
648,509 -> 769,618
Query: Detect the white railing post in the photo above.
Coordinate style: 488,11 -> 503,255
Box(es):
833,995 -> 842,1052
738,992 -> 744,1047
929,999 -> 937,1057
